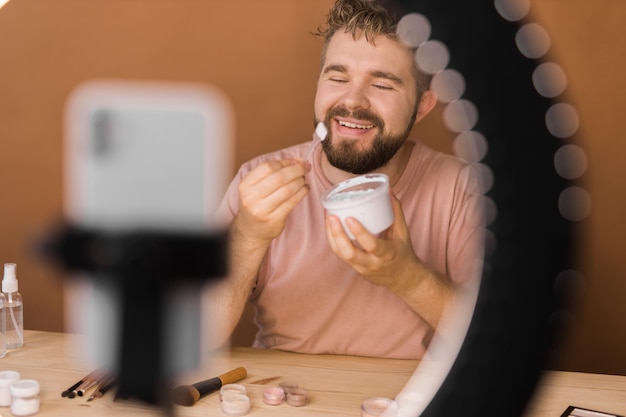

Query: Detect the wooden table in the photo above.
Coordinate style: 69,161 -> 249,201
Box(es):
0,330 -> 418,416
3,331 -> 626,416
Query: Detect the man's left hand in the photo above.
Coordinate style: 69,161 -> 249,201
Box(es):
324,192 -> 419,293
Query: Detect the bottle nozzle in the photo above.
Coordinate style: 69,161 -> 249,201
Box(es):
3,263 -> 18,293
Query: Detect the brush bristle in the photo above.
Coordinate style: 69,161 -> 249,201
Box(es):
171,385 -> 200,406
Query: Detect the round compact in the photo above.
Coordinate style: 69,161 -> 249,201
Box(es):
262,387 -> 285,406
361,397 -> 398,417
286,388 -> 309,407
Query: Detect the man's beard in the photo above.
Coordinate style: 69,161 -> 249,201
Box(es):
319,106 -> 416,175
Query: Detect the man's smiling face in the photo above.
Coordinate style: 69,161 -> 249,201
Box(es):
314,31 -> 419,174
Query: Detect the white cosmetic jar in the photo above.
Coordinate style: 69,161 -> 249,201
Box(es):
221,392 -> 250,416
10,379 -> 40,416
0,370 -> 20,406
321,173 -> 394,239
220,383 -> 247,401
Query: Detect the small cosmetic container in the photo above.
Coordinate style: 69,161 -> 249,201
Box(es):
220,383 -> 247,401
0,371 -> 20,406
361,397 -> 398,417
221,392 -> 250,416
286,387 -> 309,407
262,387 -> 285,405
10,379 -> 40,416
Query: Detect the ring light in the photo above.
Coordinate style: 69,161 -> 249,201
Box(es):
382,0 -> 586,415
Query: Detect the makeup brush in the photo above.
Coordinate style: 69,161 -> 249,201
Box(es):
171,367 -> 247,406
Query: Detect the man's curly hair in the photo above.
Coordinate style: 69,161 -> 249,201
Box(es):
314,0 -> 397,44
314,0 -> 432,99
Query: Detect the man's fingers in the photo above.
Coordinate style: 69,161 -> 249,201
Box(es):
239,159 -> 310,212
242,159 -> 308,190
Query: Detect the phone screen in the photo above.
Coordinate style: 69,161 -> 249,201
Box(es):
64,79 -> 233,232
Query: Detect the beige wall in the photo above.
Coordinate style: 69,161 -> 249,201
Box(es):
0,1 -> 624,375
530,0 -> 626,375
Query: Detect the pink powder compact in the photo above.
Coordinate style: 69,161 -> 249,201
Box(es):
321,173 -> 394,240
262,387 -> 285,405
361,397 -> 399,417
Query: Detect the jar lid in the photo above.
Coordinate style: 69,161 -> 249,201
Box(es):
220,383 -> 247,401
0,371 -> 20,387
10,379 -> 40,397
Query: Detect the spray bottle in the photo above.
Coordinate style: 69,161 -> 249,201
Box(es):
0,291 -> 6,358
2,263 -> 23,349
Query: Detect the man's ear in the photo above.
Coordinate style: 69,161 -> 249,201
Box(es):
413,90 -> 438,124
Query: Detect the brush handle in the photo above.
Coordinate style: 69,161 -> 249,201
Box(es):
193,367 -> 247,397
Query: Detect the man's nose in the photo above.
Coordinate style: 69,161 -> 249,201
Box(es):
340,83 -> 370,110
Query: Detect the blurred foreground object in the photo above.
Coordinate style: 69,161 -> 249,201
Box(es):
41,79 -> 233,414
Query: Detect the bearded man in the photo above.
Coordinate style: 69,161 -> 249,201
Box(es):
207,0 -> 484,359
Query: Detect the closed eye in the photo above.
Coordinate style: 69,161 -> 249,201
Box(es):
373,83 -> 394,90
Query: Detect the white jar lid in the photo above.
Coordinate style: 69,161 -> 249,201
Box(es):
220,383 -> 247,401
10,379 -> 40,397
0,371 -> 20,387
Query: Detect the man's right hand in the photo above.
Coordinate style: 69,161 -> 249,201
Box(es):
233,159 -> 311,243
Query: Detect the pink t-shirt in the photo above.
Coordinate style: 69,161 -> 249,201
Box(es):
217,140 -> 484,359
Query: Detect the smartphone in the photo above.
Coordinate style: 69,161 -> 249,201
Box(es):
62,79 -> 234,377
64,79 -> 233,232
